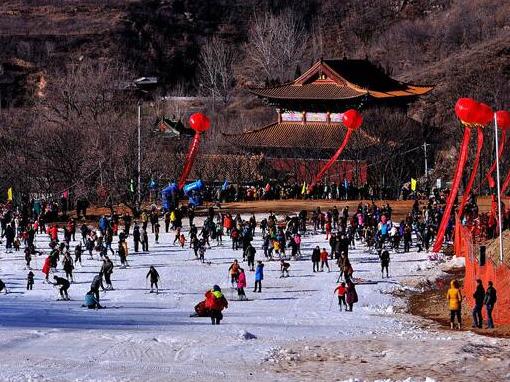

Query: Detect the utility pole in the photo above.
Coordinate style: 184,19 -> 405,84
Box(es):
494,113 -> 504,262
137,102 -> 141,206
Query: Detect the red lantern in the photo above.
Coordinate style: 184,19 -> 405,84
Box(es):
454,98 -> 477,124
342,109 -> 363,130
476,103 -> 493,126
189,113 -> 211,133
496,110 -> 510,130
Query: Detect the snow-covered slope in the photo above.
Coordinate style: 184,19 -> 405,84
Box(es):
0,214 -> 494,381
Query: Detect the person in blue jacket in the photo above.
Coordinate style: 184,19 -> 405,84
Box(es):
83,289 -> 102,309
98,216 -> 108,235
254,261 -> 264,293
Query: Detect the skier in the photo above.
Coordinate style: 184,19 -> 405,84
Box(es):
280,260 -> 290,277
146,266 -> 160,293
320,247 -> 330,272
245,243 -> 256,272
173,227 -> 181,245
42,255 -> 51,282
141,228 -> 149,252
133,224 -> 141,252
83,289 -> 102,309
74,243 -> 82,266
118,236 -> 129,268
312,246 -> 321,272
334,282 -> 347,311
237,268 -> 247,300
26,271 -> 35,290
228,260 -> 240,287
24,247 -> 32,269
154,221 -> 160,244
90,272 -> 105,303
178,234 -> 186,247
254,261 -> 264,293
53,275 -> 70,300
379,249 -> 390,278
164,211 -> 171,233
101,257 -> 114,290
204,285 -> 228,325
198,240 -> 206,263
62,251 -> 74,282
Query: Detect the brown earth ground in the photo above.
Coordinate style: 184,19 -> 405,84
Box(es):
71,196 -> 494,223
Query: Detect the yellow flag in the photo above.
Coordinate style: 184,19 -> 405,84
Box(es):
7,187 -> 13,201
410,178 -> 417,192
301,182 -> 307,195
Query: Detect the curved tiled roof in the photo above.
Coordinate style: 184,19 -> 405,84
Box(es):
223,122 -> 380,150
250,83 -> 366,100
249,58 -> 433,101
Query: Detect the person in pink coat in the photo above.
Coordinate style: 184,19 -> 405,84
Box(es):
237,268 -> 247,300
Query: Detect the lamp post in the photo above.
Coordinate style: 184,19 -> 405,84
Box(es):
494,113 -> 504,262
132,76 -> 158,209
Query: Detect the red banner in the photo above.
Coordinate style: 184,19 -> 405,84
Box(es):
311,129 -> 353,186
485,129 -> 506,189
458,126 -> 484,216
178,133 -> 201,189
500,167 -> 510,196
433,127 -> 472,252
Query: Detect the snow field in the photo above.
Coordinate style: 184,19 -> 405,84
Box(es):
0,213 -> 469,381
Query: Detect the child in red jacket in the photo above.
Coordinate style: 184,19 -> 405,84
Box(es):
334,282 -> 347,311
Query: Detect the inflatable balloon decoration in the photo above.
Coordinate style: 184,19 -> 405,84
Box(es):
177,113 -> 211,190
432,98 -> 492,252
161,182 -> 179,211
480,110 -> 510,189
183,179 -> 204,207
311,109 -> 362,187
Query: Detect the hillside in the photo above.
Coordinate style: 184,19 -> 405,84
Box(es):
0,0 -> 509,197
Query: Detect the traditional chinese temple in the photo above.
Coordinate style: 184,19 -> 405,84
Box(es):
224,58 -> 432,184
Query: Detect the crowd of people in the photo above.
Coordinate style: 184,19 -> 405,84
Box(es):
0,193 -> 502,329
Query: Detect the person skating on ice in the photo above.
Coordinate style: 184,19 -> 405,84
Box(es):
146,266 -> 160,293
53,275 -> 70,300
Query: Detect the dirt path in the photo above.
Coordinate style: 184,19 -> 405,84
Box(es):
220,197 -> 490,221
408,268 -> 510,338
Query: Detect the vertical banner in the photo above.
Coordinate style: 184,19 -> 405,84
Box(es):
433,127 -> 472,253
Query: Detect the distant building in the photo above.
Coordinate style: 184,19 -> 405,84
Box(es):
224,58 -> 432,184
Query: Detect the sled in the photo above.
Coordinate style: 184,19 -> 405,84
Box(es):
191,301 -> 211,317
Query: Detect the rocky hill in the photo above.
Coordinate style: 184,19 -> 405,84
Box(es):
0,0 -> 509,188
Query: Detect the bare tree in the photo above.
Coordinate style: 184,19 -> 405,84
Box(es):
310,20 -> 325,62
244,8 -> 309,84
198,36 -> 236,108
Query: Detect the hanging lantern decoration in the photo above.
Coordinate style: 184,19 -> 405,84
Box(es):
310,109 -> 362,188
177,113 -> 211,189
